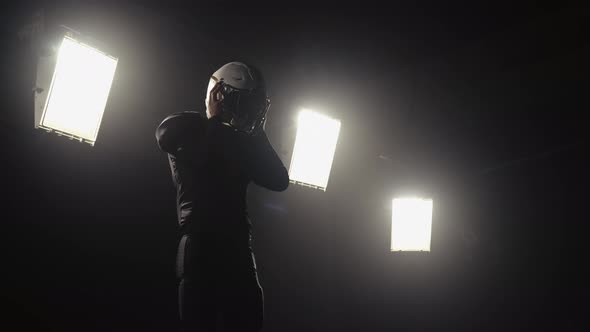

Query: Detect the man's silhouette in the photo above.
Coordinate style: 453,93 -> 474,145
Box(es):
156,62 -> 289,331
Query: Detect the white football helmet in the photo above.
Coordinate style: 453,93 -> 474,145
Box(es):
205,62 -> 270,135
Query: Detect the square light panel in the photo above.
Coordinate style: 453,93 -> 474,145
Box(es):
289,110 -> 341,191
39,35 -> 118,145
391,198 -> 433,252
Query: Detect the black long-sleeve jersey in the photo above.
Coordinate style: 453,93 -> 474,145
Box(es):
156,111 -> 289,237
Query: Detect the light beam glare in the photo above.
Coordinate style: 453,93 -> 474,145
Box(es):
391,198 -> 433,252
41,35 -> 118,145
288,110 -> 341,191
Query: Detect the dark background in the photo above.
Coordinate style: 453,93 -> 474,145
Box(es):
2,1 -> 588,331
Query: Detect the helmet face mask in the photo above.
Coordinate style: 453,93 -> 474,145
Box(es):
205,62 -> 270,136
218,80 -> 270,135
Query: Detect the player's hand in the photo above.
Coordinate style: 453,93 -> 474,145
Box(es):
207,82 -> 224,119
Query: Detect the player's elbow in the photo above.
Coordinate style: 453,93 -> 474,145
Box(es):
155,124 -> 173,153
258,167 -> 290,192
276,168 -> 289,191
271,167 -> 290,192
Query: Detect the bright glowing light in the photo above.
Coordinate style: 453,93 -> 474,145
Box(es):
289,110 -> 341,191
391,198 -> 433,252
40,35 -> 118,145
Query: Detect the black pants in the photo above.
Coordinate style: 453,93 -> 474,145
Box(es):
176,232 -> 264,332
